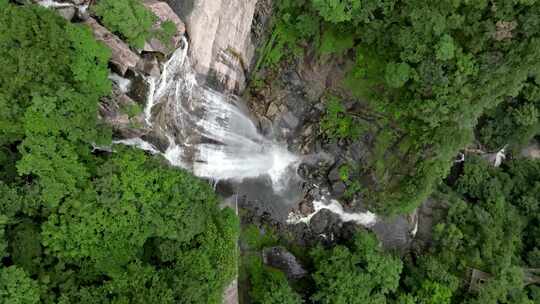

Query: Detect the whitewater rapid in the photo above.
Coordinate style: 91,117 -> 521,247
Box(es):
287,198 -> 378,227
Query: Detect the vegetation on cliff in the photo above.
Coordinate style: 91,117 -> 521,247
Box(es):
261,0 -> 540,214
93,0 -> 177,49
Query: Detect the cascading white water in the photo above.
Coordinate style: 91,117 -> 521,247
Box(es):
287,198 -> 377,227
118,37 -> 298,192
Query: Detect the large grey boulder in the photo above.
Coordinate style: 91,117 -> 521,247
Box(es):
84,17 -> 140,75
262,246 -> 307,279
166,0 -> 256,92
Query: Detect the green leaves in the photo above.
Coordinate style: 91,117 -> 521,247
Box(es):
311,0 -> 360,23
319,27 -> 354,55
247,256 -> 303,304
320,95 -> 366,140
93,0 -> 156,49
0,4 -> 238,303
385,62 -> 412,88
435,34 -> 456,61
92,0 -> 177,50
41,149 -> 218,273
66,24 -> 111,96
0,4 -> 111,207
0,266 -> 40,304
415,280 -> 453,304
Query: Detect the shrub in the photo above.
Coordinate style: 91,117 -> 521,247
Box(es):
93,0 -> 176,49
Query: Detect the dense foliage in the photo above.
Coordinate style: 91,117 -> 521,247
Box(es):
262,0 -> 540,214
310,232 -> 402,304
476,78 -> 540,151
0,3 -> 238,303
242,156 -> 540,303
246,256 -> 303,304
395,156 -> 540,303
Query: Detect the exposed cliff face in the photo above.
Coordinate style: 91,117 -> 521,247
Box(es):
165,0 -> 256,93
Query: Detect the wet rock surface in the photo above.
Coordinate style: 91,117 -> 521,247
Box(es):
241,41 -> 416,252
262,246 -> 307,279
371,215 -> 412,254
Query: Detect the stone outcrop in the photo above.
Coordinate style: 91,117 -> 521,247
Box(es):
165,0 -> 256,92
33,0 -> 90,21
84,17 -> 141,76
142,0 -> 186,56
262,246 -> 307,279
99,90 -> 148,139
222,279 -> 238,304
521,140 -> 540,159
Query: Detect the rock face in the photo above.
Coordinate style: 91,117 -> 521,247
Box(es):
371,215 -> 413,254
165,0 -> 256,92
142,0 -> 186,56
84,17 -> 140,76
262,246 -> 307,279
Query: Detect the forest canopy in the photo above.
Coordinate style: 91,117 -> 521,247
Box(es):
0,3 -> 238,303
2,0 -> 540,303
261,0 -> 540,214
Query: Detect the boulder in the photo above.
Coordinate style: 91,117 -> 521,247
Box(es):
521,141 -> 540,159
266,102 -> 279,118
142,0 -> 186,56
371,215 -> 412,254
84,17 -> 140,75
331,181 -> 347,198
135,53 -> 161,77
310,209 -> 342,235
280,111 -> 300,130
262,246 -> 307,279
57,7 -> 76,20
328,165 -> 342,182
165,0 -> 256,92
222,279 -> 238,304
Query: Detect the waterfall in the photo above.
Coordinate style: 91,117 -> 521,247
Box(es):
115,38 -> 378,228
116,38 -> 299,192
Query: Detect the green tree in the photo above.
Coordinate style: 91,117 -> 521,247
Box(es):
415,280 -> 452,304
247,256 -> 303,304
266,0 -> 540,215
0,266 -> 40,304
385,62 -> 412,88
435,34 -> 455,61
93,0 -> 156,48
93,0 -> 176,49
0,3 -> 111,207
311,232 -> 402,304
